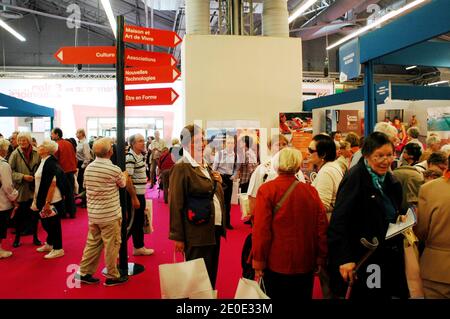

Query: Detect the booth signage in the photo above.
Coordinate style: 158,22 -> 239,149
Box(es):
123,25 -> 182,48
125,49 -> 177,67
54,46 -> 116,64
125,88 -> 179,106
125,67 -> 180,85
339,39 -> 361,82
376,80 -> 391,104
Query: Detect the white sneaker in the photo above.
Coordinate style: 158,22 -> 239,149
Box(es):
37,243 -> 53,253
0,250 -> 13,259
133,247 -> 154,256
44,249 -> 65,259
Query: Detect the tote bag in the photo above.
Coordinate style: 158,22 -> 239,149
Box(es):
159,256 -> 213,299
234,278 -> 270,299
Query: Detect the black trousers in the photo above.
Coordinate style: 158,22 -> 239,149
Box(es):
161,169 -> 170,204
185,226 -> 222,289
221,174 -> 233,226
14,199 -> 39,241
40,201 -> 64,250
128,194 -> 146,249
263,269 -> 314,300
240,182 -> 249,194
77,161 -> 86,205
65,172 -> 77,217
0,209 -> 12,239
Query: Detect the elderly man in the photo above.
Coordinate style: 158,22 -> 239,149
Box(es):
149,131 -> 166,188
76,137 -> 129,286
126,134 -> 154,256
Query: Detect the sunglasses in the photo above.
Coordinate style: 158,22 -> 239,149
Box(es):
308,147 -> 317,154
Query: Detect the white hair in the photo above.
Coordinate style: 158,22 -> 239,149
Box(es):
273,147 -> 303,174
374,122 -> 398,139
0,138 -> 10,152
426,135 -> 441,147
440,144 -> 450,155
93,137 -> 112,158
17,131 -> 33,144
39,140 -> 58,154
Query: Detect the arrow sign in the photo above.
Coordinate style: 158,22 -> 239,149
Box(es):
54,46 -> 116,64
125,48 -> 177,67
125,88 -> 179,106
125,66 -> 180,85
123,24 -> 182,48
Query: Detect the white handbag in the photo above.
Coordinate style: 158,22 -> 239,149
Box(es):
234,278 -> 270,299
159,255 -> 213,299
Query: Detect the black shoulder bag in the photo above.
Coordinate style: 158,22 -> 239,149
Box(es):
186,177 -> 218,225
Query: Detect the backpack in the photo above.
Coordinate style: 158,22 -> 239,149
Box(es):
240,180 -> 300,279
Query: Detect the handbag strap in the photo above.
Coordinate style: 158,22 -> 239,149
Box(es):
17,149 -> 34,175
273,180 -> 299,215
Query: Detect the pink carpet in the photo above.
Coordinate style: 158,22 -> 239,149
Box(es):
0,187 -> 322,299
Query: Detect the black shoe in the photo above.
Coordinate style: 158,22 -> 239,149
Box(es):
33,238 -> 42,246
226,224 -> 234,230
244,219 -> 252,225
13,240 -> 21,248
104,275 -> 129,287
69,215 -> 76,219
75,274 -> 100,285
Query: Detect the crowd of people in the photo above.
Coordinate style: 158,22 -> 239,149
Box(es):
1,120 -> 449,298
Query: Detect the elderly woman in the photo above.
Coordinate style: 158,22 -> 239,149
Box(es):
0,139 -> 19,258
169,124 -> 226,288
308,134 -> 344,220
417,156 -> 450,298
252,147 -> 328,299
31,140 -> 67,259
8,132 -> 41,247
328,132 -> 408,299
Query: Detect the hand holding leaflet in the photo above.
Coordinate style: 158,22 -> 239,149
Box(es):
385,207 -> 416,240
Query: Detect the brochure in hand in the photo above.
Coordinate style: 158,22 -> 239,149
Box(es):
385,207 -> 416,240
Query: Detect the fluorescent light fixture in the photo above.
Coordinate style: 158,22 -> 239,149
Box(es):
327,0 -> 426,50
100,0 -> 117,38
0,18 -> 26,42
405,65 -> 417,70
288,0 -> 318,24
427,80 -> 449,86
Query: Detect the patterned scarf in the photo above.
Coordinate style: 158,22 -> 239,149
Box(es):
364,158 -> 386,192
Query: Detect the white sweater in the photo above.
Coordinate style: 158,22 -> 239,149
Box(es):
312,161 -> 344,215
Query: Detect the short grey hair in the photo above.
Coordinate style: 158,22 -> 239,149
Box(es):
273,147 -> 303,174
407,127 -> 420,139
374,122 -> 398,140
17,131 -> 33,144
39,140 -> 58,154
441,144 -> 450,155
426,135 -> 441,147
128,133 -> 144,146
93,137 -> 112,158
0,138 -> 10,152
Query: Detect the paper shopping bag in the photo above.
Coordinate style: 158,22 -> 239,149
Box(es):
189,289 -> 218,299
231,180 -> 239,205
239,193 -> 250,220
159,258 -> 213,299
143,199 -> 153,234
403,228 -> 424,298
234,278 -> 270,299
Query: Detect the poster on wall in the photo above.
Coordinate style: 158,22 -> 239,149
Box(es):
326,110 -> 362,136
279,112 -> 313,158
427,107 -> 450,144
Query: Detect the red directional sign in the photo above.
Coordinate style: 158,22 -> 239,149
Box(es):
54,46 -> 116,64
125,67 -> 180,85
125,49 -> 177,67
123,24 -> 182,48
125,88 -> 179,106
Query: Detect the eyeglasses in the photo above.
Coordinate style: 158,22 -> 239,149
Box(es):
371,154 -> 395,163
308,147 -> 317,154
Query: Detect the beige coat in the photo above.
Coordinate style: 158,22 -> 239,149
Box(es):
417,177 -> 450,284
8,147 -> 40,203
169,157 -> 226,247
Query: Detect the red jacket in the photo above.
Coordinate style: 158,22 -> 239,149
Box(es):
55,139 -> 77,173
252,175 -> 328,274
158,150 -> 175,171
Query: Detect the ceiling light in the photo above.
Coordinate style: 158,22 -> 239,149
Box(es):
288,0 -> 318,24
0,18 -> 26,42
405,65 -> 417,70
100,0 -> 117,38
427,80 -> 449,86
327,0 -> 426,50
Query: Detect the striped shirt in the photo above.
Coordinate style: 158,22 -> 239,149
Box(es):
126,149 -> 147,195
83,157 -> 126,224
